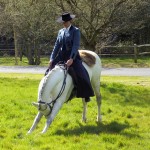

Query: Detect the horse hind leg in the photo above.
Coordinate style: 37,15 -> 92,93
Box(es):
82,98 -> 87,122
96,92 -> 102,122
92,79 -> 102,122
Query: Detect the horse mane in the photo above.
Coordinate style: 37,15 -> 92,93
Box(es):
38,68 -> 57,101
79,50 -> 96,67
38,72 -> 50,101
38,65 -> 64,102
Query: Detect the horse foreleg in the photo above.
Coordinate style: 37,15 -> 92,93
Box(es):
41,101 -> 64,133
28,112 -> 43,134
82,98 -> 87,122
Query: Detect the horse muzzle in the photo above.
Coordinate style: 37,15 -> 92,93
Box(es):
32,102 -> 52,117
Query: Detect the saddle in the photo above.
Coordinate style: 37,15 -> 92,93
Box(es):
45,63 -> 78,87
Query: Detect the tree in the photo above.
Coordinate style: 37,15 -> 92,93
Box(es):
0,0 -> 58,65
55,0 -> 150,50
54,0 -> 129,50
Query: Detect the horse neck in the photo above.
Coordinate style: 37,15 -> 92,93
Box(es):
38,68 -> 64,103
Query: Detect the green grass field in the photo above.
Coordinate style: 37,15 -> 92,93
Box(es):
0,55 -> 150,67
0,74 -> 150,150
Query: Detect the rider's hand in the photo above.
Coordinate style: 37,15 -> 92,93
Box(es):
66,58 -> 73,67
48,60 -> 53,69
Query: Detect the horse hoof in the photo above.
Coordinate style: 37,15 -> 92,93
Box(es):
97,115 -> 102,122
27,131 -> 32,134
41,130 -> 47,134
82,118 -> 87,123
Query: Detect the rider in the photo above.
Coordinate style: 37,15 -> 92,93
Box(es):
48,12 -> 94,102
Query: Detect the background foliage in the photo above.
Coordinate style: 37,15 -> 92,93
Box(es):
0,0 -> 150,64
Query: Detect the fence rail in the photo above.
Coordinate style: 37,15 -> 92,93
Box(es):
100,44 -> 150,63
0,44 -> 150,63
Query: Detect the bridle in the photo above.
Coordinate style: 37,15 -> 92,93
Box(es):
38,63 -> 69,116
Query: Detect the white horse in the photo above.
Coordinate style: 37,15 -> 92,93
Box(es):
28,50 -> 102,134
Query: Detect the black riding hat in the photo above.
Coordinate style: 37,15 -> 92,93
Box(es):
56,12 -> 75,23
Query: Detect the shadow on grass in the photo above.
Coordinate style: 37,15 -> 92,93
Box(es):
55,121 -> 139,138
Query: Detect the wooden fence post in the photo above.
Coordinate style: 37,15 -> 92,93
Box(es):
134,44 -> 138,63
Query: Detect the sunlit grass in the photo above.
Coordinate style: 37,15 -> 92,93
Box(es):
101,56 -> 150,68
102,76 -> 150,87
0,55 -> 150,67
0,73 -> 42,80
0,56 -> 49,66
0,74 -> 150,150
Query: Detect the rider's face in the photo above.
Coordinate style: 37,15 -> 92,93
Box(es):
62,21 -> 71,28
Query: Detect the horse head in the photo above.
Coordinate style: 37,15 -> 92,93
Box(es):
32,64 -> 70,117
32,102 -> 52,117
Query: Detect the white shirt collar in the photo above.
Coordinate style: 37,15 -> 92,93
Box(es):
65,25 -> 71,32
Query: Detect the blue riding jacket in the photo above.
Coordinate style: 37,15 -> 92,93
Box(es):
50,25 -> 80,61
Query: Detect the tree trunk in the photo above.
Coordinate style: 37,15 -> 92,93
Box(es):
36,48 -> 41,65
18,38 -> 23,61
81,32 -> 96,51
13,24 -> 18,65
27,43 -> 34,65
34,40 -> 40,65
27,41 -> 41,65
83,42 -> 96,51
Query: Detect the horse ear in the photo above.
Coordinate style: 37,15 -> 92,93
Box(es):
32,102 -> 39,108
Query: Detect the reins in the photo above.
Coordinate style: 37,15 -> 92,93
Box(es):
38,63 -> 69,116
50,63 -> 68,103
